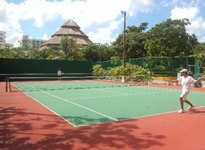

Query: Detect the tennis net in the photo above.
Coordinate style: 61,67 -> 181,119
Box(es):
5,74 -> 148,92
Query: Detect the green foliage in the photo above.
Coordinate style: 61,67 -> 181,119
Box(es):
0,47 -> 26,58
192,42 -> 205,71
83,43 -> 116,62
83,44 -> 99,61
92,63 -> 152,81
0,18 -> 203,65
111,22 -> 148,59
61,37 -> 76,59
92,65 -> 107,76
152,65 -> 166,71
61,36 -> 84,60
145,18 -> 198,57
126,23 -> 148,58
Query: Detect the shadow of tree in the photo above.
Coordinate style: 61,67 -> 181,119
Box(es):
62,115 -> 113,126
0,107 -> 166,150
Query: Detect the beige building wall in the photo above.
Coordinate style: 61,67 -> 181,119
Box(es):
0,30 -> 14,48
18,35 -> 46,50
0,30 -> 6,44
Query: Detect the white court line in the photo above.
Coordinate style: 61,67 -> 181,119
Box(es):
12,83 -> 205,127
24,92 -> 77,127
22,83 -> 118,121
12,83 -> 77,127
94,88 -> 130,95
77,105 -> 205,127
42,91 -> 118,121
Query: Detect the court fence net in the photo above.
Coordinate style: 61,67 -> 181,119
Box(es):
94,56 -> 201,77
5,73 -> 149,92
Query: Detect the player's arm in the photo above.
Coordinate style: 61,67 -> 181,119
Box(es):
194,75 -> 205,83
168,79 -> 179,85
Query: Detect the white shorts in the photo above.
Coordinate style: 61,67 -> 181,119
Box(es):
180,91 -> 190,100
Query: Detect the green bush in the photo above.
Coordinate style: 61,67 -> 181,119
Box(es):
92,63 -> 153,82
92,65 -> 107,76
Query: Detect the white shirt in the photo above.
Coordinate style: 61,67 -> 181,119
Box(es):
57,70 -> 63,76
177,76 -> 196,92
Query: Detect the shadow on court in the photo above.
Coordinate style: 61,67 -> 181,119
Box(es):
0,106 -> 166,150
188,109 -> 205,114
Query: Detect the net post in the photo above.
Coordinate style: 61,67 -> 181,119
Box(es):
121,76 -> 125,82
8,77 -> 12,92
146,74 -> 149,85
6,77 -> 8,92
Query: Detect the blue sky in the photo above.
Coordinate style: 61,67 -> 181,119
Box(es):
0,0 -> 205,47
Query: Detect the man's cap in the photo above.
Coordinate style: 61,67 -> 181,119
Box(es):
180,69 -> 188,73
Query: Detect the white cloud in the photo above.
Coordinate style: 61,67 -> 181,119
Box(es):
161,0 -> 204,8
187,17 -> 205,41
86,19 -> 122,44
0,0 -> 23,46
129,0 -> 155,15
1,0 -> 156,47
56,0 -> 133,29
170,5 -> 205,42
1,0 -> 205,47
42,32 -> 49,40
170,7 -> 199,20
200,36 -> 205,42
18,0 -> 60,27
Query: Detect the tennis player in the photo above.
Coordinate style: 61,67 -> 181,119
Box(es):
57,69 -> 63,81
170,68 -> 203,113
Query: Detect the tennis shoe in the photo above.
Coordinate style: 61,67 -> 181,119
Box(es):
177,109 -> 184,113
187,105 -> 195,110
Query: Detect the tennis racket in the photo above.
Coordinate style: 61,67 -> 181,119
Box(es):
195,74 -> 205,87
198,74 -> 205,80
167,80 -> 177,85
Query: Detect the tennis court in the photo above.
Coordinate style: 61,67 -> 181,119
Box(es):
10,79 -> 205,126
1,78 -> 205,150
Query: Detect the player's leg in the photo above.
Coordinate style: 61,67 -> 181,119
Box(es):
184,100 -> 195,110
178,97 -> 184,113
178,91 -> 188,113
182,92 -> 195,110
183,100 -> 194,107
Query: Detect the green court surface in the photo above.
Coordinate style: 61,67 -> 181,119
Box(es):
13,82 -> 205,127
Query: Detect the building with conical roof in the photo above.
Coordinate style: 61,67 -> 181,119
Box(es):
40,19 -> 93,49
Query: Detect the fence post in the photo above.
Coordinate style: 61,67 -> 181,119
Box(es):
194,58 -> 200,79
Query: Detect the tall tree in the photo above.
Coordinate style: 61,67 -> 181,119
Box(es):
0,47 -> 15,58
83,44 -> 99,61
192,42 -> 205,71
111,22 -> 148,59
126,23 -> 148,58
61,36 -> 85,60
61,36 -> 70,59
12,47 -> 26,58
145,18 -> 198,57
83,43 -> 115,61
0,47 -> 26,58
